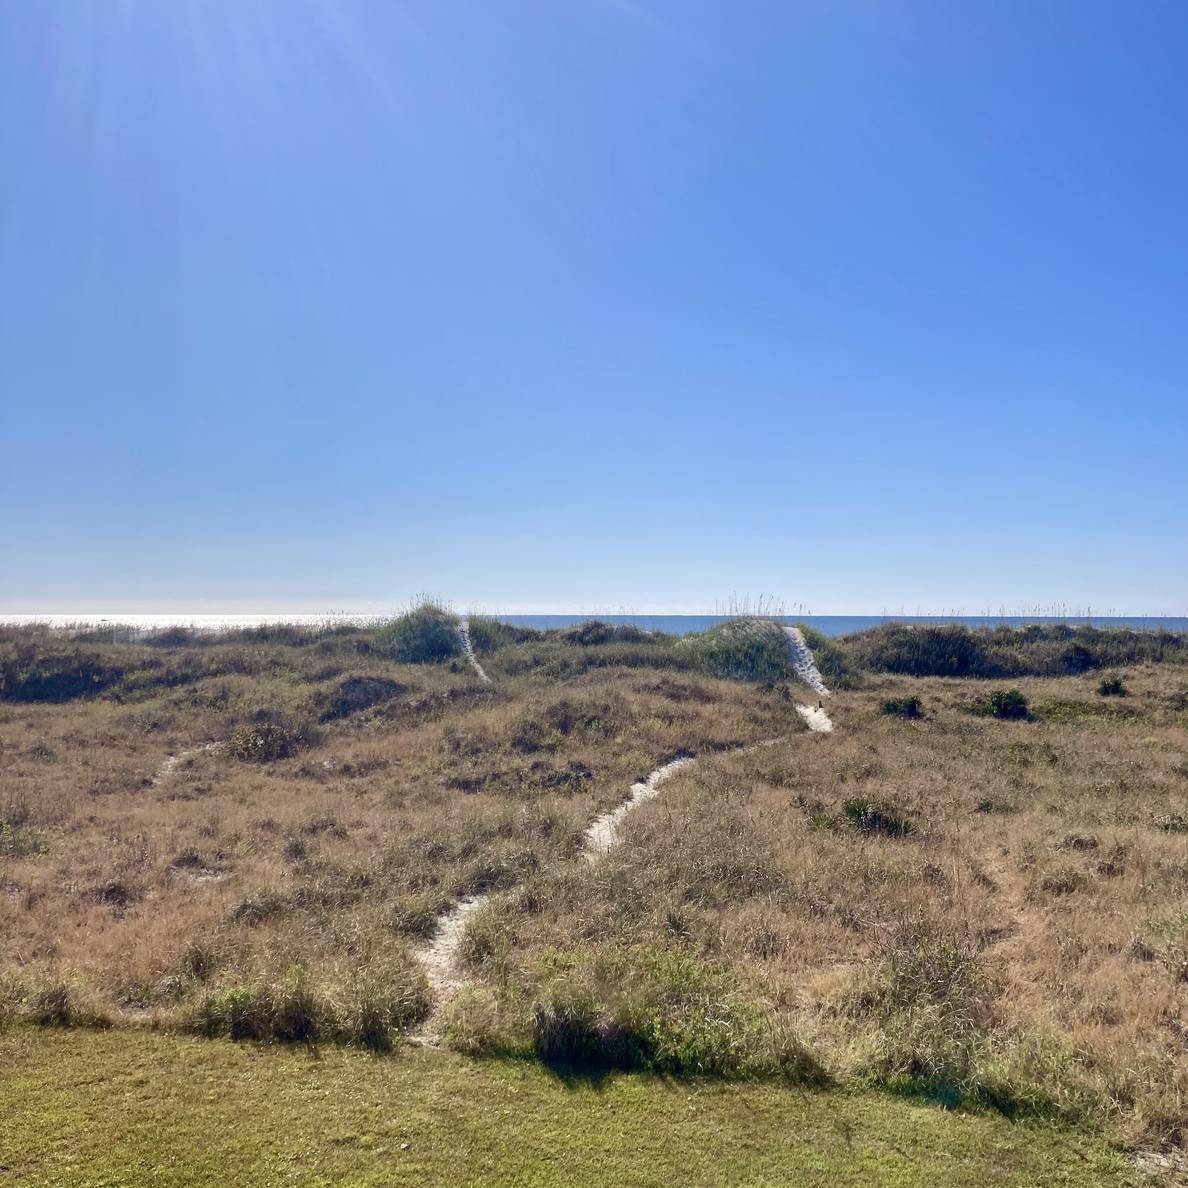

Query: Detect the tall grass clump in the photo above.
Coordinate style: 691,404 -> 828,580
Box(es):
846,925 -> 997,1101
529,944 -> 823,1081
465,617 -> 542,654
375,603 -> 461,664
986,689 -> 1030,720
684,619 -> 792,684
881,695 -> 923,719
794,623 -> 857,688
560,621 -> 651,646
194,964 -> 430,1048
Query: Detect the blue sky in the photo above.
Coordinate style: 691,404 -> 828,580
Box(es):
2,1 -> 1185,614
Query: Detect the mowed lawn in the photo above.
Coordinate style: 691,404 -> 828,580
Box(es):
0,1029 -> 1137,1187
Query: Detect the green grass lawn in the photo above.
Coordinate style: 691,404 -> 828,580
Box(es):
0,1029 -> 1138,1186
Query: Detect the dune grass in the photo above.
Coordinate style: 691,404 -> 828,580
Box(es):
2,614 -> 1186,1168
0,1027 -> 1140,1187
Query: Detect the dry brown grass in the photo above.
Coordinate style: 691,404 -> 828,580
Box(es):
0,628 -> 787,1048
3,625 -> 1186,1150
448,664 -> 1188,1147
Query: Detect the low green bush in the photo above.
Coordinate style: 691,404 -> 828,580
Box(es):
230,722 -> 299,762
881,695 -> 923,719
989,689 -> 1030,720
1097,674 -> 1128,697
843,798 -> 913,837
837,623 -> 1185,679
684,619 -> 792,683
465,618 -> 542,654
375,604 -> 461,664
560,621 -> 652,646
969,689 -> 1031,720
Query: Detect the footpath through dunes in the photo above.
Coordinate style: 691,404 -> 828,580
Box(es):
410,618 -> 835,1038
782,624 -> 831,698
457,619 -> 491,684
151,741 -> 223,787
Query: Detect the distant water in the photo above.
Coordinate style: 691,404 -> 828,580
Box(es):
2,612 -> 1185,637
493,615 -> 1188,637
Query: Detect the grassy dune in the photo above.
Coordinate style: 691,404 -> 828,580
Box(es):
2,611 -> 1186,1180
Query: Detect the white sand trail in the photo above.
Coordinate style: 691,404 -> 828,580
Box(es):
457,620 -> 491,683
781,625 -> 831,697
582,756 -> 696,860
409,616 -> 836,1038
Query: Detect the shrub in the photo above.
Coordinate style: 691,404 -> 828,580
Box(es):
466,618 -> 542,654
685,619 -> 793,683
843,798 -> 913,838
1097,674 -> 1128,697
0,648 -> 125,702
989,689 -> 1030,720
837,622 -> 1185,679
844,624 -> 991,678
375,604 -> 461,664
230,722 -> 298,762
560,621 -> 651,646
881,695 -> 923,719
510,695 -> 630,753
0,819 -> 47,858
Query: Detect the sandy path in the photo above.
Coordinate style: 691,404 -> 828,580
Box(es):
582,756 -> 696,860
411,896 -> 489,1001
795,704 -> 833,732
409,617 -> 835,1038
151,742 -> 222,786
457,620 -> 492,684
408,754 -> 699,1041
781,625 -> 831,697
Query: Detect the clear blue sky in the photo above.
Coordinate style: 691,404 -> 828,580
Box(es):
2,1 -> 1185,614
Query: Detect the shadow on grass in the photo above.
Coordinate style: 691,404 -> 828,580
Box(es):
875,1072 -> 1070,1127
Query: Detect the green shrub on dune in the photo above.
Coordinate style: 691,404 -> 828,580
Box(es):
465,617 -> 543,654
375,604 -> 461,664
840,622 -> 1184,679
684,619 -> 792,683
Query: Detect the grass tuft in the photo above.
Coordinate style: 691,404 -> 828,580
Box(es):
375,603 -> 461,664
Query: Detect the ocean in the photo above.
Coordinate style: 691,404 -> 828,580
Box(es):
2,613 -> 1185,637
